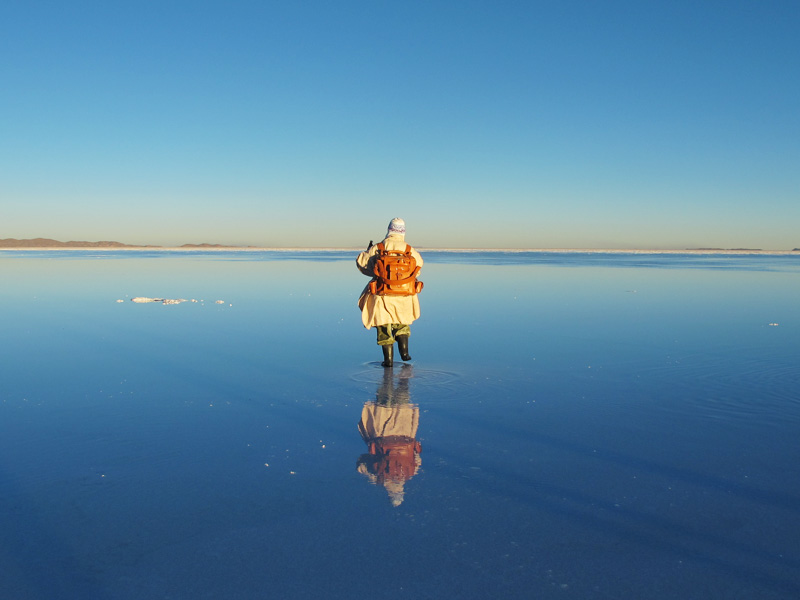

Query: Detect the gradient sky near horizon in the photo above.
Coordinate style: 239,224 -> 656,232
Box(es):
2,1 -> 798,249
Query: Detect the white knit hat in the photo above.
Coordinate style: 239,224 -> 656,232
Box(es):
387,218 -> 406,236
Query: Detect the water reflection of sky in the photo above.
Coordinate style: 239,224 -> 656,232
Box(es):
1,251 -> 799,599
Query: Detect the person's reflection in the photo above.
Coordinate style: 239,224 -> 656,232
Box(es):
357,365 -> 421,506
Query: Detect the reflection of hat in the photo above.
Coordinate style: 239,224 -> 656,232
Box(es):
355,463 -> 408,506
387,218 -> 405,236
384,480 -> 406,506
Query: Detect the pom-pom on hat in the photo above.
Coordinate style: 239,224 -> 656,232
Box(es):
387,218 -> 406,236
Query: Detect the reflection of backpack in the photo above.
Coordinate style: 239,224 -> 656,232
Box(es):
367,436 -> 422,482
369,242 -> 423,296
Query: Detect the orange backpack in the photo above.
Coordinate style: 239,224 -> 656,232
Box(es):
369,242 -> 423,296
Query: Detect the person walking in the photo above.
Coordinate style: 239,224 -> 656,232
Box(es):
356,218 -> 423,367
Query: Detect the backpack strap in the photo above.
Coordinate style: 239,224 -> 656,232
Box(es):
376,242 -> 411,255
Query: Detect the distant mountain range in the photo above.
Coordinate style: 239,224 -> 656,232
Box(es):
0,238 -> 231,248
2,238 -> 798,252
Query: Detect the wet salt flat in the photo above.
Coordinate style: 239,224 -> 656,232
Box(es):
1,250 -> 799,599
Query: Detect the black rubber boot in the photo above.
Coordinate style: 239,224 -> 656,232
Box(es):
396,335 -> 411,361
381,344 -> 394,367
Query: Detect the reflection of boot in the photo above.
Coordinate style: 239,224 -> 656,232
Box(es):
396,335 -> 411,361
381,344 -> 394,367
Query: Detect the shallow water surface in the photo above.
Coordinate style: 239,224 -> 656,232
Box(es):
1,251 -> 799,599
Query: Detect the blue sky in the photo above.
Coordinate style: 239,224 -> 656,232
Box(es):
2,1 -> 798,249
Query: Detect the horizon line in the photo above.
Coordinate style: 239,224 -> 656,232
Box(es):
1,237 -> 798,254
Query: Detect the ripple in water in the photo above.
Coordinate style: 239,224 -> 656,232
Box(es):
349,364 -> 484,404
350,364 -> 461,386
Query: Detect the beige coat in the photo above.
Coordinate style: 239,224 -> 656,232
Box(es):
356,234 -> 423,329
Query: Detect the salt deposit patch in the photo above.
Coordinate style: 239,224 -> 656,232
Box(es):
131,297 -> 187,305
127,297 -> 228,306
